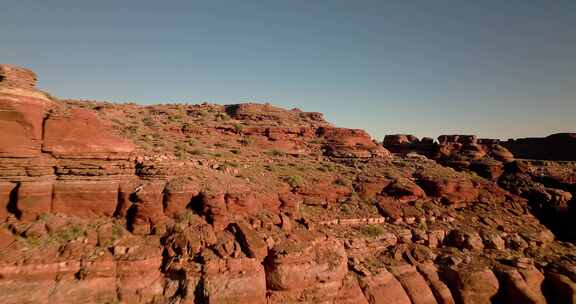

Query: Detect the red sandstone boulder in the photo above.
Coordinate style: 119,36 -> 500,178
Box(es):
440,263 -> 499,304
355,175 -> 392,200
164,216 -> 217,259
488,144 -> 514,162
438,135 -> 477,145
382,178 -> 426,202
376,197 -> 404,220
332,274 -> 370,304
200,188 -> 266,231
229,222 -> 268,262
494,264 -> 546,304
417,262 -> 455,304
200,191 -> 229,230
265,236 -> 348,291
469,159 -> 504,180
128,181 -> 167,234
320,127 -> 391,158
202,258 -> 267,304
446,229 -> 484,251
163,178 -> 199,218
383,134 -> 419,146
358,268 -> 412,304
383,134 -> 437,157
389,264 -> 438,304
545,272 -> 576,303
416,168 -> 478,205
225,190 -> 263,221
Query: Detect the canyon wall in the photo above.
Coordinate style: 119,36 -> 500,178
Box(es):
0,65 -> 575,304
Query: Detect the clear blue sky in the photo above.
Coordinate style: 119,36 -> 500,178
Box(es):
2,0 -> 575,139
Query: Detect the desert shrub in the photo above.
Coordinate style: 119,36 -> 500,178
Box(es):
142,116 -> 155,127
168,114 -> 183,122
234,123 -> 244,134
283,175 -> 302,188
265,149 -> 286,157
238,137 -> 253,146
44,93 -> 60,103
125,126 -> 138,136
110,118 -> 124,125
358,224 -> 385,238
52,224 -> 86,242
333,177 -> 349,186
340,203 -> 352,215
189,149 -> 205,155
216,112 -> 230,121
318,163 -> 336,172
214,142 -> 229,148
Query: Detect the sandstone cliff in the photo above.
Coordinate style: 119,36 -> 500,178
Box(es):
0,65 -> 575,304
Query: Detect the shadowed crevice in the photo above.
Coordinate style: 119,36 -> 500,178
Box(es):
7,183 -> 21,219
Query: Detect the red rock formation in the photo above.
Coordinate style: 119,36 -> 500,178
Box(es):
415,167 -> 479,206
203,258 -> 267,304
42,108 -> 134,159
358,268 -> 412,304
503,133 -> 576,161
0,66 -> 57,157
265,235 -> 349,301
1,64 -> 576,304
440,263 -> 500,304
321,127 -> 391,158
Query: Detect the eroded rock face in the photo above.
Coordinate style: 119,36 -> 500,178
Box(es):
0,65 -> 37,89
503,133 -> 576,161
0,66 -> 56,157
202,258 -> 267,304
42,108 -> 135,159
2,64 -> 576,304
389,264 -> 438,304
415,167 -> 479,206
440,263 -> 499,304
321,127 -> 391,158
494,264 -> 547,304
52,180 -> 119,218
358,268 -> 412,304
265,236 -> 348,292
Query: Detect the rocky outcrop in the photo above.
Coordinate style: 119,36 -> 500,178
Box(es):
383,135 -> 436,157
0,64 -> 136,223
265,236 -> 348,301
358,268 -> 412,304
0,66 -> 56,157
202,258 -> 267,304
43,108 -> 135,159
2,64 -> 576,304
440,263 -> 500,304
415,167 -> 479,206
503,133 -> 576,161
321,127 -> 391,158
